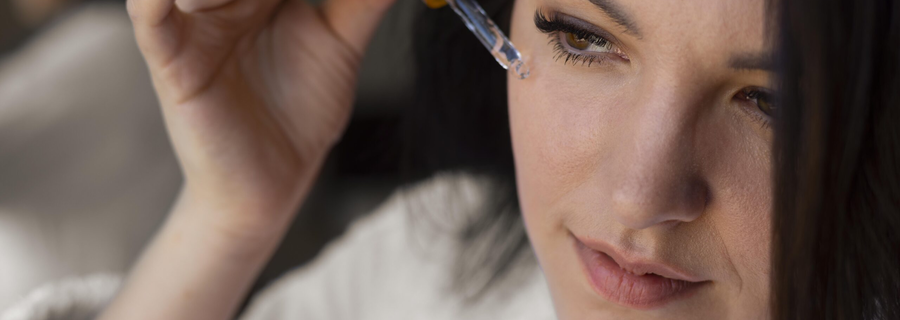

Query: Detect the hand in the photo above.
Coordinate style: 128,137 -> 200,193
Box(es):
97,1 -> 398,319
129,0 -> 395,233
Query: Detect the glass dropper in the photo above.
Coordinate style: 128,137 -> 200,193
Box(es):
423,0 -> 531,79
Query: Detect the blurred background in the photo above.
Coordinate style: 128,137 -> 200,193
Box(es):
0,0 -> 417,312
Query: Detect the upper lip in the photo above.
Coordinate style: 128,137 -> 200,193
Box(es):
574,234 -> 707,283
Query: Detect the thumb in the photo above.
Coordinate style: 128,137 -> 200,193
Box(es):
320,0 -> 399,56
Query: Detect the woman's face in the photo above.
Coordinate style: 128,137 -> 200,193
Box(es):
507,0 -> 774,318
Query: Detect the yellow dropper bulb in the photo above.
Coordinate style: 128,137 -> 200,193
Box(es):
423,0 -> 448,9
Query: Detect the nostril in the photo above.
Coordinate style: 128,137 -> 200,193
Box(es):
609,177 -> 709,230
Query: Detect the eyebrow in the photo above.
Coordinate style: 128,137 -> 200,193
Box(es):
729,52 -> 775,71
587,0 -> 641,37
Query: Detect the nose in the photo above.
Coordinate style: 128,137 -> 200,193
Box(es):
606,82 -> 709,230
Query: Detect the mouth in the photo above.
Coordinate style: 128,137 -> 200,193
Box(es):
573,235 -> 709,309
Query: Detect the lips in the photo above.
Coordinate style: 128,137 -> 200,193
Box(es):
573,237 -> 708,309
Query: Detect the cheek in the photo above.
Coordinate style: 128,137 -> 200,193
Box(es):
701,114 -> 773,306
506,23 -> 632,215
715,176 -> 772,313
508,69 -> 630,230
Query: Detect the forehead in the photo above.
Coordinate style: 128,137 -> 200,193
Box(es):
631,0 -> 768,46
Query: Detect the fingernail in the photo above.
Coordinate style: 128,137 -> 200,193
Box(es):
423,0 -> 448,9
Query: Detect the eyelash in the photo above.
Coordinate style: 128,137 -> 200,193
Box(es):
534,11 -> 620,67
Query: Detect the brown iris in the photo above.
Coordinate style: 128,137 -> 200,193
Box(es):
745,89 -> 776,116
565,32 -> 591,50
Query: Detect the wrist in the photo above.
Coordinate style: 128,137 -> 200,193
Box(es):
101,192 -> 285,320
169,186 -> 297,256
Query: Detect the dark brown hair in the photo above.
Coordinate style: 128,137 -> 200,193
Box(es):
772,0 -> 900,318
407,0 -> 528,302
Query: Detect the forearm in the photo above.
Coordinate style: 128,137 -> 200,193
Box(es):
97,187 -> 296,320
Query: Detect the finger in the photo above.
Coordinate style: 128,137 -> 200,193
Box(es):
128,0 -> 181,69
174,0 -> 233,13
422,0 -> 447,9
127,0 -> 176,27
320,0 -> 399,56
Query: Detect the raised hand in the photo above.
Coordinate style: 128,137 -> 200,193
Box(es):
98,1 -> 397,319
129,0 -> 394,226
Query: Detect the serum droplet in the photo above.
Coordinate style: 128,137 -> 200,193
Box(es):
510,59 -> 530,80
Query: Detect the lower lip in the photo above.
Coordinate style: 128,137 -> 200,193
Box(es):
574,239 -> 705,309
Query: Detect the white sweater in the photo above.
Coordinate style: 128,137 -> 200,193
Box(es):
2,175 -> 557,320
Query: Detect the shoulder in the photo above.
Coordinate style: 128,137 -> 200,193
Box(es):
318,172 -> 493,262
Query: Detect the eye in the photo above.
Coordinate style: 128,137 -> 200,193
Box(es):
734,87 -> 778,129
563,31 -> 615,53
534,11 -> 627,67
738,87 -> 777,116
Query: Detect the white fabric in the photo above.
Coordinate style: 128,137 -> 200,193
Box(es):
0,274 -> 121,320
0,2 -> 179,311
239,174 -> 556,320
2,175 -> 556,320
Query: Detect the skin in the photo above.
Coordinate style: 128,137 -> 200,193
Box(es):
100,0 -> 774,319
508,0 -> 773,318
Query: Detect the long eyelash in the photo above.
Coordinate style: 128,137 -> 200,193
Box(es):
551,40 -> 602,66
752,110 -> 774,130
534,10 -> 614,66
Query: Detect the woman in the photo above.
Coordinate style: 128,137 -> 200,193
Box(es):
99,0 -> 899,318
